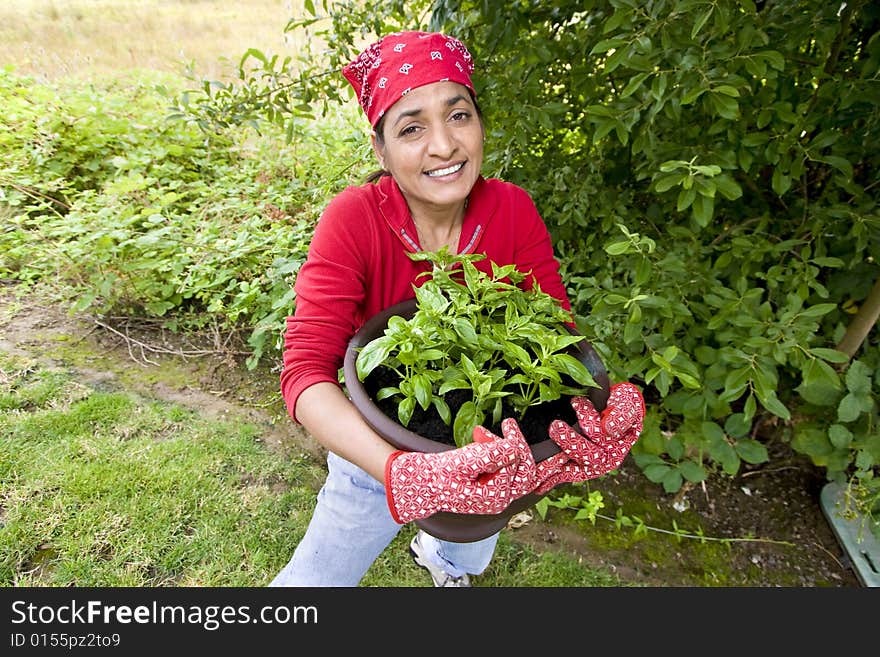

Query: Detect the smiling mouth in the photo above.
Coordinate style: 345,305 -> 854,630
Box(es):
425,162 -> 464,177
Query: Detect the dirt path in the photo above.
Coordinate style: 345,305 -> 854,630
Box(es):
0,284 -> 862,587
0,285 -> 325,464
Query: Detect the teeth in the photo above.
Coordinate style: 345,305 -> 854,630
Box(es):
426,163 -> 463,177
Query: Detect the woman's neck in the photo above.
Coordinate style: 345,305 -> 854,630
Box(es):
410,200 -> 468,254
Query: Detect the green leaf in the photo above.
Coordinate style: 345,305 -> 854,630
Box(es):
700,421 -> 724,443
644,463 -> 671,483
692,193 -> 714,227
681,86 -> 706,106
708,439 -> 740,475
809,347 -> 849,364
593,118 -> 617,144
710,92 -> 739,119
398,397 -> 415,427
813,155 -> 853,179
691,7 -> 713,39
791,425 -> 833,459
584,104 -> 616,118
772,167 -> 792,196
605,241 -> 632,255
603,293 -> 629,306
837,393 -> 862,423
453,401 -> 482,447
603,8 -> 629,34
355,337 -> 394,380
694,176 -> 716,198
628,303 -> 642,324
800,303 -> 837,318
811,257 -> 844,268
419,349 -> 446,362
725,413 -> 752,438
660,160 -> 691,172
501,340 -> 531,366
679,460 -> 707,483
761,50 -> 785,71
713,85 -> 740,97
845,360 -> 872,394
828,424 -> 852,449
553,353 -> 597,387
797,382 -> 839,407
412,373 -> 432,410
432,397 -> 451,425
662,468 -> 683,493
713,174 -> 743,200
756,390 -> 791,420
604,47 -> 629,74
677,186 -> 697,211
799,358 -> 842,394
621,73 -> 650,98
654,172 -> 685,193
591,38 -> 627,55
623,320 -> 643,346
743,394 -> 757,422
453,317 -> 478,345
734,438 -> 769,464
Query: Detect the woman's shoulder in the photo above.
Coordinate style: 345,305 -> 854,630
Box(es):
318,180 -> 387,229
326,180 -> 383,209
479,177 -> 535,204
477,178 -> 539,218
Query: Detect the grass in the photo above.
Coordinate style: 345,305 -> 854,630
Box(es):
0,352 -> 317,586
1,0 -> 313,82
0,346 -> 624,587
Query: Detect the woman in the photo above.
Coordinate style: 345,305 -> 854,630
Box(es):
271,30 -> 644,587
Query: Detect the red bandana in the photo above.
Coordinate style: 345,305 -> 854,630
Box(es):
342,31 -> 476,127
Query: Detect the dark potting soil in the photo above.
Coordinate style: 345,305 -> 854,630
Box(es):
364,367 -> 580,447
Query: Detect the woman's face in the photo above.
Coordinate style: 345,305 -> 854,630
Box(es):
372,81 -> 484,216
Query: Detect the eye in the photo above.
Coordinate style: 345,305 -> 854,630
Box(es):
450,110 -> 471,122
398,124 -> 421,138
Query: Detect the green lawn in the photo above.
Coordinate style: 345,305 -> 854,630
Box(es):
0,350 -> 624,587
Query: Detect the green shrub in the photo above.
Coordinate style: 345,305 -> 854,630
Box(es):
0,67 -> 370,367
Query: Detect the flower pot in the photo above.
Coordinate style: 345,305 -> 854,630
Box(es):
343,298 -> 611,543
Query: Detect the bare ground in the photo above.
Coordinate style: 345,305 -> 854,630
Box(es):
0,283 -> 863,587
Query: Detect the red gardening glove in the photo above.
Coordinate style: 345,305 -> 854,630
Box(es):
473,418 -> 569,498
384,432 -> 524,524
539,382 -> 645,491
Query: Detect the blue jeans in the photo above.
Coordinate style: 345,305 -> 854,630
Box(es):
269,451 -> 500,586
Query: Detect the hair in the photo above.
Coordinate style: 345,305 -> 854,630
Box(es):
364,93 -> 484,184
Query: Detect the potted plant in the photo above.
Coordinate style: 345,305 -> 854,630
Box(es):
343,248 -> 610,541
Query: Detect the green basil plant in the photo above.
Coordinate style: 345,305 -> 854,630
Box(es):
355,248 -> 599,447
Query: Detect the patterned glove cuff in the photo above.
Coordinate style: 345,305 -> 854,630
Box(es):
384,450 -> 408,525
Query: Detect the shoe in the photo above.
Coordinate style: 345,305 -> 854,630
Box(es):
409,531 -> 471,587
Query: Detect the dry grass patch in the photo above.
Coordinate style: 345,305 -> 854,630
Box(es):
1,0 -> 314,81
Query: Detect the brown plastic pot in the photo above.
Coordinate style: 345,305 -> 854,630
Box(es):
343,298 -> 611,543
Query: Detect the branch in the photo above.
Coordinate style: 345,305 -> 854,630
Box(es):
92,318 -> 250,367
835,275 -> 880,360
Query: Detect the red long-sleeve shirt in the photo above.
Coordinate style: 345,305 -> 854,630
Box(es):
280,174 -> 570,423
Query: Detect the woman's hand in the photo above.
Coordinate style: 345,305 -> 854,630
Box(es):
537,382 -> 645,492
385,428 -> 529,524
473,418 -> 569,498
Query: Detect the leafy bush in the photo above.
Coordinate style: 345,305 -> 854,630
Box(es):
0,67 -> 369,367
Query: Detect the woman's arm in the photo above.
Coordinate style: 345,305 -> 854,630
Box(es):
294,381 -> 396,483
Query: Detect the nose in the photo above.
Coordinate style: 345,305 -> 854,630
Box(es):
427,123 -> 456,158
